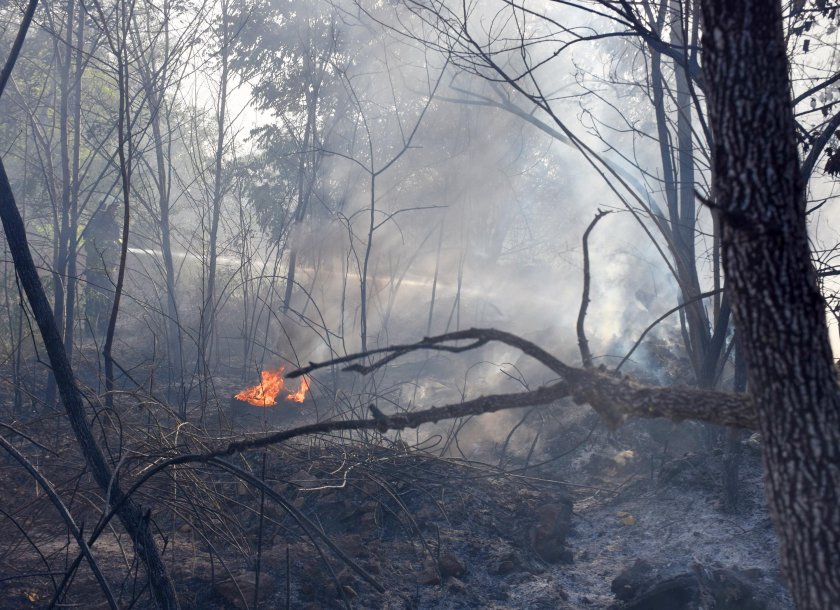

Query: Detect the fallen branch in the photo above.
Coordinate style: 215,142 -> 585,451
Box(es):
117,329 -> 755,517
57,327 -> 755,606
289,328 -> 756,430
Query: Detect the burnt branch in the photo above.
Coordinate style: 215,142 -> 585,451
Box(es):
0,435 -> 118,610
286,328 -> 756,431
577,209 -> 610,368
288,328 -> 576,379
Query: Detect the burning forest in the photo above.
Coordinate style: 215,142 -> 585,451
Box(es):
0,0 -> 839,608
235,368 -> 310,406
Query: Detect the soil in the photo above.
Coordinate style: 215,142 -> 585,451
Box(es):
0,373 -> 793,610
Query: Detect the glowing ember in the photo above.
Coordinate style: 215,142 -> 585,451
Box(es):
235,367 -> 310,406
285,376 -> 310,403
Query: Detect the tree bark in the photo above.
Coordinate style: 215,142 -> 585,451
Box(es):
701,1 -> 840,607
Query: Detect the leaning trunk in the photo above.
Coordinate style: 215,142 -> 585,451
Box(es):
701,1 -> 840,607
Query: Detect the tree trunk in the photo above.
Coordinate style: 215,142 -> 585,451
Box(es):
64,3 -> 85,358
701,1 -> 840,606
144,64 -> 185,415
103,5 -> 132,407
200,0 -> 230,378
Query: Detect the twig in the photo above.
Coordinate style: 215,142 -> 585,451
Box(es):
616,289 -> 722,372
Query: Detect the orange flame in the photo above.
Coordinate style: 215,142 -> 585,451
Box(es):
235,367 -> 310,406
235,367 -> 286,407
285,376 -> 310,403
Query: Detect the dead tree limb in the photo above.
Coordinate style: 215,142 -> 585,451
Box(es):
577,209 -> 610,367
46,326 -> 751,606
113,329 -> 755,519
286,328 -> 756,430
0,435 -> 118,610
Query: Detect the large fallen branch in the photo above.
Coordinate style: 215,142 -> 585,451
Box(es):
290,328 -> 757,431
64,327 -> 755,602
121,329 -> 755,494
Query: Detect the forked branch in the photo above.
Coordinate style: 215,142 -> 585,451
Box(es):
288,328 -> 756,431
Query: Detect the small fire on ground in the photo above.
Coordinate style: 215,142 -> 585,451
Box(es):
235,367 -> 310,407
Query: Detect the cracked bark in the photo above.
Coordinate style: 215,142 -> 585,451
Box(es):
700,1 -> 840,607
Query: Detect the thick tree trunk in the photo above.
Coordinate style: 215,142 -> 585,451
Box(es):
701,1 -> 840,607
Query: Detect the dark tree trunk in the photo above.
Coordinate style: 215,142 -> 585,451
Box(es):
701,1 -> 840,607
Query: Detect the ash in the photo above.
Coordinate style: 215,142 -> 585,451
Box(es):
175,400 -> 791,609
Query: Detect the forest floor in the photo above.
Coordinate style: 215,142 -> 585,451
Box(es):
0,367 -> 793,609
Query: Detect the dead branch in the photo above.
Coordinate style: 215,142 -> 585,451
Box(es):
286,328 -> 756,430
115,329 -> 754,519
577,209 -> 610,367
0,435 -> 118,610
288,328 -> 577,379
72,327 -> 754,591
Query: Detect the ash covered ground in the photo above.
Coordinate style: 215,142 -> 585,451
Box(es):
0,352 -> 792,609
178,392 -> 792,609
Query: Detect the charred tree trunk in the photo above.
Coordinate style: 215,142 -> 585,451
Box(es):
701,1 -> 840,606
